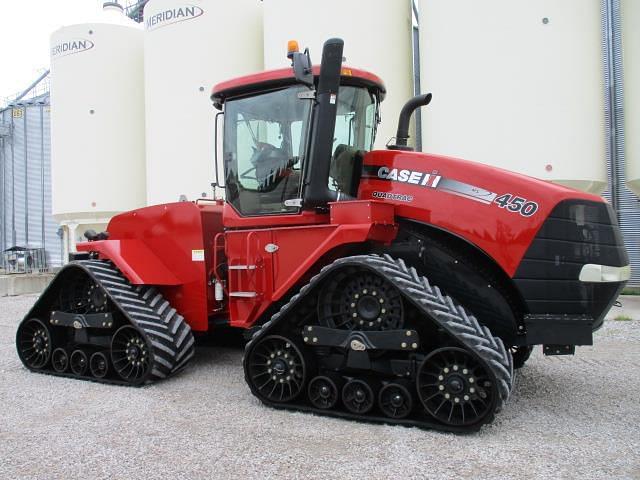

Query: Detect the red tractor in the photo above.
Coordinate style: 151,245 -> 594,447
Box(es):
17,39 -> 629,432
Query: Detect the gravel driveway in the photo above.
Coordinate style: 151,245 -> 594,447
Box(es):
1,294 -> 639,479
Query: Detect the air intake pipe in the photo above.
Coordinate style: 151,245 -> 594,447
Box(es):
303,38 -> 344,208
388,93 -> 432,151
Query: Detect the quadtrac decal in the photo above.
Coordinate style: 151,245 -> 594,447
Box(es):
362,165 -> 539,216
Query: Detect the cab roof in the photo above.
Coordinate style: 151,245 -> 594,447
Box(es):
211,65 -> 386,109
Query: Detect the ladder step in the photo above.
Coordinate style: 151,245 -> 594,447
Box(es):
229,291 -> 258,298
228,265 -> 257,270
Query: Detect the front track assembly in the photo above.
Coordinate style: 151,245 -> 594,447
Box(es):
16,260 -> 195,385
244,255 -> 514,432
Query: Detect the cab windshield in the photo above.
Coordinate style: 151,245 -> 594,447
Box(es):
223,85 -> 378,216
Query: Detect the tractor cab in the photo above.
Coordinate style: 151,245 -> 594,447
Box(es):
211,40 -> 386,217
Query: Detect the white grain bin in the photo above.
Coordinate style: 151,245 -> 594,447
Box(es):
419,0 -> 607,193
144,0 -> 263,205
50,2 -> 146,260
623,0 -> 640,195
262,0 -> 414,150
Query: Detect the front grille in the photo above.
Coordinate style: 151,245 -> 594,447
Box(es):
513,199 -> 628,327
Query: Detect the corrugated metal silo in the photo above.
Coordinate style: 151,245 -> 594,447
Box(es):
623,0 -> 640,196
0,97 -> 63,268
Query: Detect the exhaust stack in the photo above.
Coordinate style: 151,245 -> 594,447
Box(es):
389,93 -> 432,151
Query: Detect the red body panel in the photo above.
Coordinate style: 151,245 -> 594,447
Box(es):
77,150 -> 607,335
78,239 -> 181,285
223,201 -> 397,328
77,201 -> 224,332
358,150 -> 604,276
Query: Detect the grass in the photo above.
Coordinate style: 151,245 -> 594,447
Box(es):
614,315 -> 633,321
621,287 -> 640,295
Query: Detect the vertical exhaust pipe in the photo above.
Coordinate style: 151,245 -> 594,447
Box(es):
303,38 -> 344,208
389,93 -> 432,151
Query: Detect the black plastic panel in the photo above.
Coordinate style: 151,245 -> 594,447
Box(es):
514,199 -> 628,332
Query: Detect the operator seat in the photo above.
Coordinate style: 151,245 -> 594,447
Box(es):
330,144 -> 365,198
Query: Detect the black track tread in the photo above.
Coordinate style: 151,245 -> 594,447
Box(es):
17,260 -> 195,384
81,260 -> 196,381
244,254 -> 514,430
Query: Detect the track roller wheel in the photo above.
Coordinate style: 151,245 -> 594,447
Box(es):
70,350 -> 89,376
246,335 -> 307,403
90,352 -> 109,379
510,345 -> 533,369
379,381 -> 413,419
111,326 -> 152,384
417,347 -> 495,427
342,379 -> 376,414
51,348 -> 69,373
308,375 -> 342,410
16,318 -> 52,369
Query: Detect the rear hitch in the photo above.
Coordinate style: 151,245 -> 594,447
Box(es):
543,344 -> 576,356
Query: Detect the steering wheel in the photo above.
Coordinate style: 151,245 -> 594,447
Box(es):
239,143 -> 277,180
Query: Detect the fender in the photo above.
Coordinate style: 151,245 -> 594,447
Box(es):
77,201 -> 224,332
76,239 -> 180,285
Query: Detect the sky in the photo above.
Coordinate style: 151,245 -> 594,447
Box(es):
0,0 -> 104,101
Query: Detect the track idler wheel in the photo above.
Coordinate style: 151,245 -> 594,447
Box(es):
111,326 -> 153,385
16,318 -> 52,369
246,335 -> 307,403
379,381 -> 414,419
51,348 -> 69,373
308,375 -> 342,410
70,350 -> 89,376
90,352 -> 109,379
342,379 -> 376,414
417,347 -> 495,427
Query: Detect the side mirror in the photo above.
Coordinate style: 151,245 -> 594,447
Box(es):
291,49 -> 314,88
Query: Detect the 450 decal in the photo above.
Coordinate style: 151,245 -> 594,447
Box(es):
493,194 -> 538,217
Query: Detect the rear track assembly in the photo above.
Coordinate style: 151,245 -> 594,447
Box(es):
16,260 -> 195,385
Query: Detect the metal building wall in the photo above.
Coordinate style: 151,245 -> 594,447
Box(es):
0,96 -> 62,269
601,0 -> 640,287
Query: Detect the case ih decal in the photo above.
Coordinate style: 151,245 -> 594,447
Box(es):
363,165 -> 539,215
373,166 -> 442,188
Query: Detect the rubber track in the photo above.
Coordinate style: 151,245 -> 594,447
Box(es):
244,254 -> 514,429
21,260 -> 195,385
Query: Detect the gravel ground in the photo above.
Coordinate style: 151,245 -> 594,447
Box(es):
1,294 -> 639,480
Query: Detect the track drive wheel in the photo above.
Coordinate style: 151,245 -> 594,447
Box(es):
318,268 -> 403,331
111,326 -> 153,385
16,318 -> 52,369
417,347 -> 496,427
